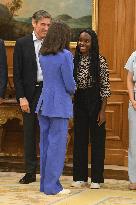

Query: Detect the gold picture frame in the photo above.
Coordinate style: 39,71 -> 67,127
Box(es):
68,0 -> 98,49
92,0 -> 98,32
4,0 -> 98,47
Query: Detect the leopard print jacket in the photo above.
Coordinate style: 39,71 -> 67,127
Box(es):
76,54 -> 111,99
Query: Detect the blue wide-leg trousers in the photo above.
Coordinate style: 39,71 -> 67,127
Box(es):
38,115 -> 68,195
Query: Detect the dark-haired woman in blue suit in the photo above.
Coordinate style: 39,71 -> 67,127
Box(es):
36,21 -> 76,195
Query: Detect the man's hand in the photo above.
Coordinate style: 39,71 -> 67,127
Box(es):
19,97 -> 30,113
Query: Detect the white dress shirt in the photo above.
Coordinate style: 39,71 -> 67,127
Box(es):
32,31 -> 43,82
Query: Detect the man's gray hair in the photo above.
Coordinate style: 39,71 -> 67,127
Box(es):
32,10 -> 52,22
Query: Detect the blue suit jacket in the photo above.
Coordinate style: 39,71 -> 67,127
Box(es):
0,39 -> 7,97
36,49 -> 76,118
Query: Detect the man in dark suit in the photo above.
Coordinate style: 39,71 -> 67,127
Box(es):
0,39 -> 8,104
13,10 -> 52,184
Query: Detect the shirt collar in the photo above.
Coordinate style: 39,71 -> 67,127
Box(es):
32,31 -> 38,41
32,31 -> 44,44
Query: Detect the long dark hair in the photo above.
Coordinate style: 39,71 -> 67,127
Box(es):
40,21 -> 71,55
74,29 -> 100,83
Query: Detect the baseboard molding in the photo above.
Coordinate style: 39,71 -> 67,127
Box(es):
63,164 -> 128,180
0,159 -> 128,180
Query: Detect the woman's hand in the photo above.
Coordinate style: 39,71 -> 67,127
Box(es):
97,110 -> 106,126
131,100 -> 136,110
97,98 -> 107,126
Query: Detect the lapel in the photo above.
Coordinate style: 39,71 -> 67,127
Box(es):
26,34 -> 37,70
24,34 -> 38,82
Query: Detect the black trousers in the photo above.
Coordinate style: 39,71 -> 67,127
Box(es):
23,86 -> 42,174
73,87 -> 106,183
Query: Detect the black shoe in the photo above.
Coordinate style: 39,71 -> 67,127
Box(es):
19,173 -> 36,184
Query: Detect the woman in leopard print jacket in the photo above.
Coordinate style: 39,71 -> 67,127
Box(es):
72,29 -> 111,189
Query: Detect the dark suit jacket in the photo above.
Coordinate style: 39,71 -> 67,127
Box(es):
0,39 -> 8,97
13,34 -> 38,102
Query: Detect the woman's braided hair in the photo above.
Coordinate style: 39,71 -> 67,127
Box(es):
74,29 -> 100,83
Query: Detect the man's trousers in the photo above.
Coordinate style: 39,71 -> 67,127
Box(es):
23,86 -> 42,174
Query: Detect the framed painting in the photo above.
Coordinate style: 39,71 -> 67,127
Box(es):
0,0 -> 98,46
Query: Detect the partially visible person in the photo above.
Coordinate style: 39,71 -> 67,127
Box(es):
13,10 -> 52,184
36,21 -> 76,195
72,29 -> 111,189
125,51 -> 136,190
0,39 -> 8,104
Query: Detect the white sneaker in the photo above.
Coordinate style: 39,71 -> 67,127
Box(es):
57,188 -> 71,195
90,182 -> 100,189
71,181 -> 87,188
88,177 -> 91,184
